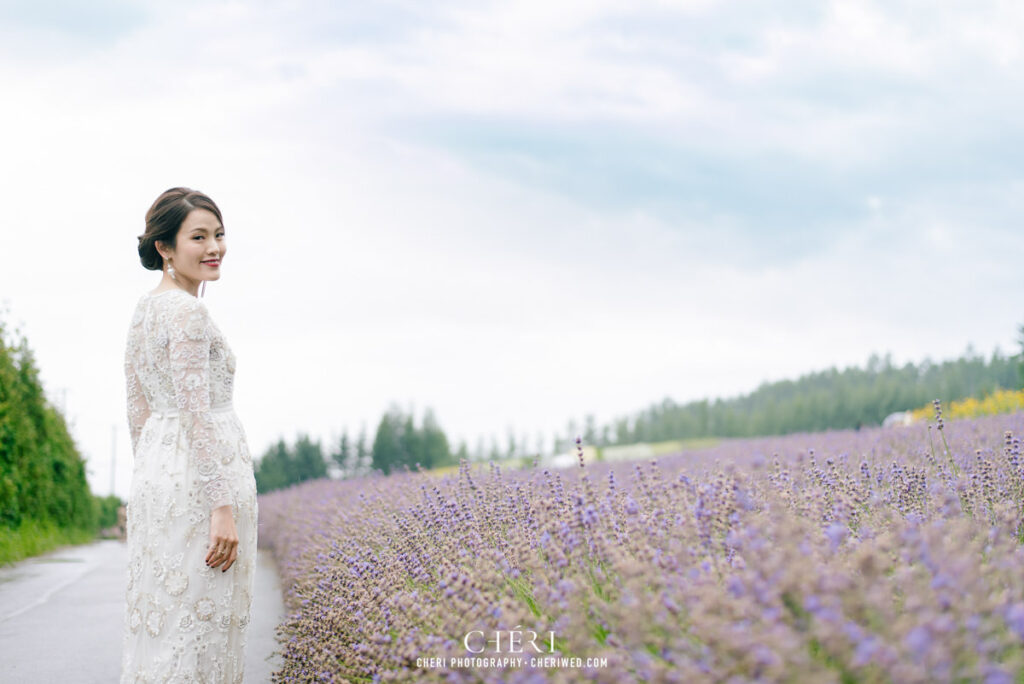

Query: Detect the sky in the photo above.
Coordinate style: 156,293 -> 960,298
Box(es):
0,0 -> 1022,499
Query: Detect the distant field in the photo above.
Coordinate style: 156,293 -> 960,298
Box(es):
601,437 -> 721,462
420,438 -> 724,478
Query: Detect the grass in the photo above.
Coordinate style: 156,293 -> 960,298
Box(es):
0,518 -> 98,567
652,438 -> 722,454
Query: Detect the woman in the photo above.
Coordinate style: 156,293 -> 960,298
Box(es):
121,187 -> 258,683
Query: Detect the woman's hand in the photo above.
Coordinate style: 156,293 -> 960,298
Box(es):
207,504 -> 239,572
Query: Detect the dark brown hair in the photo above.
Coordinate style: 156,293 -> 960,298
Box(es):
137,187 -> 224,271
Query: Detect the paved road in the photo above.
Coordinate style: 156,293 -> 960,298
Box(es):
0,539 -> 285,683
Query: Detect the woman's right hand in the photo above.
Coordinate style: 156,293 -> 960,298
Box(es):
207,505 -> 239,571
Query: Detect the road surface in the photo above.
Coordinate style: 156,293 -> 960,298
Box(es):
0,539 -> 286,683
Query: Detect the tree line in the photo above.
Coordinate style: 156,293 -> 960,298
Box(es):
255,344 -> 1024,492
572,347 -> 1021,446
255,405 -> 463,493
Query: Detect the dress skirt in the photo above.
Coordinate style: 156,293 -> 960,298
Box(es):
121,404 -> 258,684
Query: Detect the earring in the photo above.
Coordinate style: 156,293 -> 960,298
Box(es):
167,260 -> 177,281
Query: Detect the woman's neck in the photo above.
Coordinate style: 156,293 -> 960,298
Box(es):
153,273 -> 200,297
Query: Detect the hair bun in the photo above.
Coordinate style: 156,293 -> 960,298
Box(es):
137,234 -> 162,271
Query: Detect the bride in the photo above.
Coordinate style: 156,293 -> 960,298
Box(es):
121,187 -> 258,682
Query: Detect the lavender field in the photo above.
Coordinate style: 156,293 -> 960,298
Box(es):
258,410 -> 1024,683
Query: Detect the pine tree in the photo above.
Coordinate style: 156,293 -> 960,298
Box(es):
401,414 -> 420,470
420,408 -> 451,469
372,409 -> 403,474
255,439 -> 290,493
293,434 -> 327,482
332,431 -> 353,478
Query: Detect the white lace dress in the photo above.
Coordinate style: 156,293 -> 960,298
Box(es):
121,288 -> 258,684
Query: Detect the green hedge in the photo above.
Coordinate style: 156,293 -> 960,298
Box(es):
0,315 -> 114,565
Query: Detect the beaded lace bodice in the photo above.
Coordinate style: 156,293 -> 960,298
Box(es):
124,289 -> 237,510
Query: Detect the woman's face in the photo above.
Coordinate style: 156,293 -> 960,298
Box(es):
158,208 -> 226,285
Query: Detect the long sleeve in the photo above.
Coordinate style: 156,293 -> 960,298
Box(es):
125,359 -> 151,458
168,297 -> 233,511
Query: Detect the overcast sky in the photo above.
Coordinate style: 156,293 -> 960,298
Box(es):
1,0 -> 1022,499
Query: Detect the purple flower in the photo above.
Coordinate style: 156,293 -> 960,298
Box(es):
624,496 -> 639,515
905,626 -> 931,660
984,666 -> 1013,684
752,645 -> 778,669
735,488 -> 755,511
842,621 -> 864,643
852,637 -> 878,666
966,614 -> 981,632
1004,602 -> 1024,639
824,523 -> 848,551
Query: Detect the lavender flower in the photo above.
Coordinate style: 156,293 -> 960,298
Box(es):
256,412 -> 1024,683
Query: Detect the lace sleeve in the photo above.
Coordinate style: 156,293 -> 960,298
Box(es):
125,357 -> 151,457
168,296 -> 233,511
